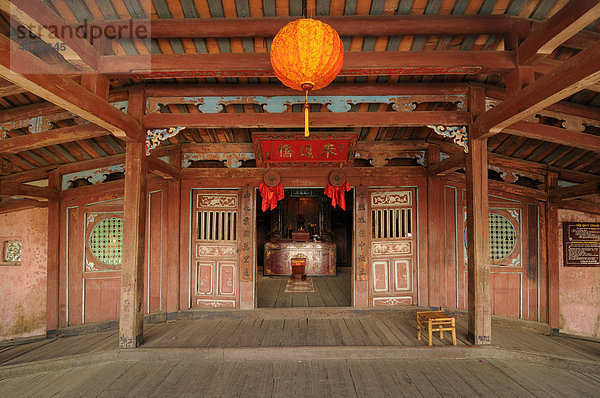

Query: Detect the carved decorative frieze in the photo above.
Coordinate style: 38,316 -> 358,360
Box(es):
371,191 -> 412,207
195,299 -> 235,308
372,297 -> 412,306
62,164 -> 126,191
196,244 -> 236,257
371,241 -> 412,256
197,194 -> 238,209
183,152 -> 255,168
146,95 -> 466,114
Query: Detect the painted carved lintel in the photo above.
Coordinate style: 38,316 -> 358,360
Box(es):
427,125 -> 468,153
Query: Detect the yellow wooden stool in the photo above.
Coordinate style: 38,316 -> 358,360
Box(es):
416,310 -> 457,346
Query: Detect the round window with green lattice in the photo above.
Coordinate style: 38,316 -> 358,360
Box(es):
489,213 -> 517,261
89,217 -> 123,267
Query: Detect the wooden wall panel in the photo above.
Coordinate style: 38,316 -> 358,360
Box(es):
145,189 -> 164,314
83,278 -> 120,323
443,185 -> 459,309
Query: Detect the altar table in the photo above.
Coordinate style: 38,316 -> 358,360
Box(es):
264,241 -> 336,276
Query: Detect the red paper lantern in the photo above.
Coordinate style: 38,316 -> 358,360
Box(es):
270,18 -> 344,136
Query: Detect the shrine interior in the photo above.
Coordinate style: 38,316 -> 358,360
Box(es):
256,188 -> 353,307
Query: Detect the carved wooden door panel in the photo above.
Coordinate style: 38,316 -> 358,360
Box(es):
192,190 -> 240,308
369,188 -> 418,307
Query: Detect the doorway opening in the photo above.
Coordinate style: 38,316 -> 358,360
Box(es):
256,188 -> 353,307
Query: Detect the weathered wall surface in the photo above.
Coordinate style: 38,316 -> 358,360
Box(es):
0,208 -> 48,340
558,209 -> 600,338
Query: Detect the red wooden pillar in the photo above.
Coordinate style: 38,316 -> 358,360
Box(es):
46,170 -> 61,337
354,185 -> 369,308
119,88 -> 147,348
466,86 -> 491,345
546,172 -> 560,333
166,148 -> 181,317
427,144 -> 443,308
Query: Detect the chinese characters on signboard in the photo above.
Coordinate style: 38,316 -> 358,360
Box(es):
252,133 -> 358,167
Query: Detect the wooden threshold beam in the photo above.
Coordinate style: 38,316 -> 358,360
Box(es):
502,121 -> 600,152
148,157 -> 180,181
518,1 -> 600,65
0,181 -> 58,200
0,0 -> 98,70
100,51 -> 516,77
144,111 -> 469,129
428,152 -> 466,177
550,180 -> 600,201
0,198 -> 48,214
474,41 -> 600,137
0,124 -> 108,154
0,35 -> 140,141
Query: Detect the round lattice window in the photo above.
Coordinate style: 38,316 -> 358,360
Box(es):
489,213 -> 517,261
89,217 -> 123,266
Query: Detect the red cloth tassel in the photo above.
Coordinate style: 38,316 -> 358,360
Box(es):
258,182 -> 285,211
324,181 -> 351,210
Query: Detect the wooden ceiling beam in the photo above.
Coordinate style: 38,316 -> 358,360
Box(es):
550,180 -> 600,201
473,41 -> 600,137
144,111 -> 469,129
0,124 -> 108,154
146,82 -> 469,97
0,198 -> 48,214
0,35 -> 140,142
148,157 -> 180,181
428,152 -> 466,177
0,181 -> 58,200
0,0 -> 98,71
94,15 -> 519,39
556,199 -> 600,215
518,1 -> 600,65
99,51 -> 515,77
502,121 -> 600,152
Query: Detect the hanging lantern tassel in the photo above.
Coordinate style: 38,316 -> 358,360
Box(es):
301,83 -> 313,137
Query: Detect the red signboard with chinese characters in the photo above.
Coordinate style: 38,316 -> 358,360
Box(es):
252,133 -> 358,167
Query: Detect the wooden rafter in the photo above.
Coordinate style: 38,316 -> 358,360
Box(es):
502,121 -> 600,153
0,35 -> 140,142
144,111 -> 469,129
550,180 -> 600,201
0,0 -> 98,70
518,1 -> 600,65
148,157 -> 180,181
0,124 -> 108,154
428,152 -> 466,177
0,198 -> 48,214
99,51 -> 516,77
473,41 -> 600,137
0,181 -> 58,200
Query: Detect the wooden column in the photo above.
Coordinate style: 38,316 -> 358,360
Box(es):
427,144 -> 443,308
119,88 -> 147,348
546,171 -> 560,334
466,86 -> 491,345
354,185 -> 369,308
45,170 -> 60,337
166,148 -> 181,317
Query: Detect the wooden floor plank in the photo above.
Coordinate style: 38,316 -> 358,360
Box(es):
486,358 -> 560,398
383,359 -> 426,397
124,361 -> 179,397
272,360 -> 297,397
326,359 -> 359,397
97,361 -> 157,398
411,358 -> 462,398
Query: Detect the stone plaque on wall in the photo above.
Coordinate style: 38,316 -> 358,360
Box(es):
563,222 -> 600,267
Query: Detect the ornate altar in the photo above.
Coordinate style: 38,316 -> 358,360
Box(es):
264,241 -> 336,276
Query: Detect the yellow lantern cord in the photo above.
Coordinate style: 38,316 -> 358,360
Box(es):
304,89 -> 310,137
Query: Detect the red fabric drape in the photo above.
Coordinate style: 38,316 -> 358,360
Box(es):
258,182 -> 285,211
324,181 -> 351,210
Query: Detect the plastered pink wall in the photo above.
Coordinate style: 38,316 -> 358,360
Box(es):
0,208 -> 48,340
557,209 -> 600,338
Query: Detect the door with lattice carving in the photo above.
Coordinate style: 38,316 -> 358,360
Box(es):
369,189 -> 418,307
192,190 -> 240,308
